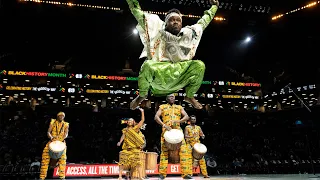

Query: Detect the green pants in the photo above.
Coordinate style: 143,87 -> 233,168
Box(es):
138,60 -> 205,98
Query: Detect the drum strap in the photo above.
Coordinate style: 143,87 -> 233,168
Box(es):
55,121 -> 65,137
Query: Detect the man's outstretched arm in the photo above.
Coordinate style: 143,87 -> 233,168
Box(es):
126,0 -> 145,30
196,0 -> 219,30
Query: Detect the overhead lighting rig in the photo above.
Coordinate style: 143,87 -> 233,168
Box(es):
150,0 -> 271,13
272,1 -> 319,20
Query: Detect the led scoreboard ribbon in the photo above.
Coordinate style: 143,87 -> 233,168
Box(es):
6,71 -> 66,78
0,70 -> 262,87
2,86 -> 261,99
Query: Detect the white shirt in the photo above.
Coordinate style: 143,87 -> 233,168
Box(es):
136,13 -> 204,62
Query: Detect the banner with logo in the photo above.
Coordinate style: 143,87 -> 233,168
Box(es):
53,164 -> 200,177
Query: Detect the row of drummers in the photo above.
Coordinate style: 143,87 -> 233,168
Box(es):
164,129 -> 208,168
118,129 -> 207,179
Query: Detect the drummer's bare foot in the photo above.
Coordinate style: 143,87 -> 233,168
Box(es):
204,175 -> 210,178
184,97 -> 203,109
130,96 -> 146,110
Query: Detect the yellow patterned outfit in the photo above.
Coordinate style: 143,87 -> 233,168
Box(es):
185,125 -> 208,176
118,126 -> 145,170
40,119 -> 69,180
159,104 -> 193,177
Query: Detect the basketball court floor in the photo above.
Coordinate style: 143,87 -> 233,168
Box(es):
47,174 -> 320,179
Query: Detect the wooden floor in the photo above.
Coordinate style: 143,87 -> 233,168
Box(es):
51,174 -> 320,179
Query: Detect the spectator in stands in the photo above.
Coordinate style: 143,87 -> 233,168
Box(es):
31,157 -> 40,167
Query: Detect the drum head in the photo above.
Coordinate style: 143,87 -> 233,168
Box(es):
164,129 -> 184,144
193,143 -> 207,153
49,141 -> 66,152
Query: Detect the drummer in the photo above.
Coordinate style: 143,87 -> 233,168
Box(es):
154,94 -> 193,179
40,112 -> 69,180
117,108 -> 145,180
185,115 -> 209,178
117,121 -> 148,180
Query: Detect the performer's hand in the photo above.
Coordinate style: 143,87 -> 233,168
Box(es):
209,0 -> 219,6
138,108 -> 144,112
164,125 -> 172,131
117,142 -> 121,146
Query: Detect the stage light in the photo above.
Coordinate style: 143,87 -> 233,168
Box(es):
245,37 -> 251,43
19,0 -> 226,21
272,1 -> 319,20
133,29 -> 138,34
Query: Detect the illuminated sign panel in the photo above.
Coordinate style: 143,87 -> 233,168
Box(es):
8,71 -> 46,76
228,82 -> 261,87
202,81 -> 211,84
32,87 -> 57,92
1,70 -> 263,87
68,88 -> 75,93
2,85 -> 261,99
222,95 -> 259,99
109,90 -> 132,94
6,86 -> 32,91
126,77 -> 138,81
7,71 -> 66,78
222,95 -> 241,98
91,75 -> 126,80
86,89 -> 109,93
48,73 -> 66,78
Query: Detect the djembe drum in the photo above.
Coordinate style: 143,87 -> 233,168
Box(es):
131,151 -> 146,179
164,129 -> 184,164
163,129 -> 184,151
146,152 -> 158,170
48,141 -> 66,168
192,143 -> 207,167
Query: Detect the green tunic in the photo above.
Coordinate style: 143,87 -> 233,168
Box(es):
126,0 -> 218,98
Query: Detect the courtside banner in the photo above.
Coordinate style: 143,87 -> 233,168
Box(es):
53,164 -> 200,177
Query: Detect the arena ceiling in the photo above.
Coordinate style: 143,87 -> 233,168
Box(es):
0,0 -> 319,90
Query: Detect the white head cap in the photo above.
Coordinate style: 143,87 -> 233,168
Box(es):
165,12 -> 182,24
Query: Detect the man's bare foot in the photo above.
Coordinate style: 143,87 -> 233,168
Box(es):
184,97 -> 203,109
130,96 -> 146,110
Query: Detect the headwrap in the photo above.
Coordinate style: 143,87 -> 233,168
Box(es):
165,12 -> 182,24
57,112 -> 65,117
166,93 -> 175,101
121,118 -> 147,130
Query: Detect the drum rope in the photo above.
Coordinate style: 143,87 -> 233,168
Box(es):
170,105 -> 177,127
55,121 -> 65,137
